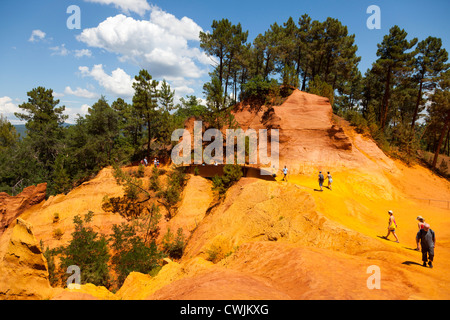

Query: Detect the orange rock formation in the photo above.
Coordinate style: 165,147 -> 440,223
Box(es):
1,89 -> 449,300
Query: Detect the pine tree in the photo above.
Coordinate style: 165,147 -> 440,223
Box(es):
14,87 -> 68,173
132,70 -> 159,156
429,70 -> 450,169
373,26 -> 418,130
0,115 -> 18,151
411,36 -> 448,133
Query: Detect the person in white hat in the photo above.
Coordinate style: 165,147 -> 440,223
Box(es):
384,210 -> 399,243
416,223 -> 436,268
416,216 -> 425,230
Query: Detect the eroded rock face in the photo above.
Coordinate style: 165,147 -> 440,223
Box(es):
231,89 -> 383,173
0,218 -> 55,300
0,183 -> 47,237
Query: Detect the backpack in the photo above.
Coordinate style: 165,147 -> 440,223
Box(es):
319,173 -> 324,181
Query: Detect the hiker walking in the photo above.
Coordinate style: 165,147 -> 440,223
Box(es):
318,171 -> 325,191
384,210 -> 399,243
282,166 -> 288,181
416,223 -> 435,268
417,216 -> 425,230
326,171 -> 333,190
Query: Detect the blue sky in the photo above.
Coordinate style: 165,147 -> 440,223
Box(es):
1,0 -> 449,124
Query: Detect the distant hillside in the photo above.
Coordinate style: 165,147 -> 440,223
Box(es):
14,123 -> 73,139
13,125 -> 27,139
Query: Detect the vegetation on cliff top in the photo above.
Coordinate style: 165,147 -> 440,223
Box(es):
1,15 -> 449,197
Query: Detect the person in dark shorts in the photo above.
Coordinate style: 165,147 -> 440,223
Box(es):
416,223 -> 436,268
282,166 -> 288,181
318,171 -> 324,191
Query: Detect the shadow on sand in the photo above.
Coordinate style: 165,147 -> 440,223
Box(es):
402,261 -> 423,267
403,246 -> 420,252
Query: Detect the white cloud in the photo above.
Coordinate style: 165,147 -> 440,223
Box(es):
81,104 -> 91,115
64,86 -> 99,99
79,64 -> 136,97
74,49 -> 92,58
0,96 -> 23,124
50,44 -> 70,56
28,29 -> 46,42
149,6 -> 203,41
174,85 -> 195,96
0,96 -> 20,114
83,0 -> 150,16
49,45 -> 92,59
76,7 -> 210,80
53,92 -> 65,98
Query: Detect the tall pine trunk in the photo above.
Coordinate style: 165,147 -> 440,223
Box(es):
380,67 -> 392,130
411,73 -> 425,133
432,111 -> 450,169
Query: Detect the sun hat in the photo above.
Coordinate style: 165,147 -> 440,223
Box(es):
388,210 -> 393,214
417,216 -> 424,221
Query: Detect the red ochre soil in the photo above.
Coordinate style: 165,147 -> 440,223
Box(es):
1,89 -> 449,300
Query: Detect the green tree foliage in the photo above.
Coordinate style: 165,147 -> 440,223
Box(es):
0,116 -> 20,193
102,165 -> 150,219
175,95 -> 208,120
111,97 -> 142,158
428,70 -> 450,169
10,87 -> 68,194
200,15 -> 361,117
132,69 -> 159,156
308,75 -> 335,106
411,36 -> 449,132
156,166 -> 187,217
84,96 -> 121,167
14,87 -> 68,169
212,164 -> 243,196
59,211 -> 111,288
0,115 -> 19,151
373,26 -> 418,130
110,222 -> 164,288
161,227 -> 186,260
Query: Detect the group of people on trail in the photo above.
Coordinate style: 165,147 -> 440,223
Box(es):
271,165 -> 289,181
383,211 -> 436,268
272,166 -> 333,191
140,157 -> 160,168
318,171 -> 332,191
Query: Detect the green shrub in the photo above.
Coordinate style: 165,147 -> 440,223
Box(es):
308,75 -> 334,106
212,164 -> 243,196
52,228 -> 64,240
59,211 -> 111,288
343,110 -> 369,134
137,164 -> 145,178
110,222 -> 165,287
241,76 -> 280,104
42,246 -> 58,286
439,158 -> 448,174
149,166 -> 161,191
157,167 -> 187,216
161,227 -> 186,260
